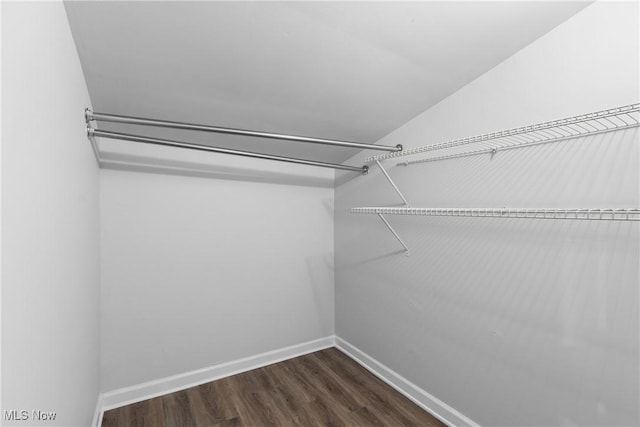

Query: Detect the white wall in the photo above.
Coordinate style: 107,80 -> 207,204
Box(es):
1,2 -> 100,426
100,151 -> 335,392
335,2 -> 639,426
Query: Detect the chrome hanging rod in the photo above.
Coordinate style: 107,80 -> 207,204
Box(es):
88,128 -> 368,174
85,109 -> 402,153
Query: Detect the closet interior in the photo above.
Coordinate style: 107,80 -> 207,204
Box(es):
2,1 -> 638,427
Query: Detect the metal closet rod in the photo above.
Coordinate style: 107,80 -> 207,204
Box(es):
85,109 -> 402,153
88,128 -> 368,174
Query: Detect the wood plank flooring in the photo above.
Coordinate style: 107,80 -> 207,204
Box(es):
102,347 -> 446,427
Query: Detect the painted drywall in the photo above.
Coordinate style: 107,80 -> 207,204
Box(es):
335,2 -> 639,426
100,155 -> 334,392
1,2 -> 100,426
65,1 -> 588,165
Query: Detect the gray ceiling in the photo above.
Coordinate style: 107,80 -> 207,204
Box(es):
65,1 -> 589,165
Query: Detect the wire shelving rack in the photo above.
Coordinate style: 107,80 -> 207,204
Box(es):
365,103 -> 639,165
353,103 -> 640,254
351,207 -> 640,222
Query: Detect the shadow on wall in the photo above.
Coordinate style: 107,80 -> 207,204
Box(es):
334,126 -> 640,425
337,211 -> 639,423
99,151 -> 335,188
335,167 -> 367,187
305,253 -> 335,335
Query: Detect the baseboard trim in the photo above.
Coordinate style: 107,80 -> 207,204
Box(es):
335,336 -> 479,427
101,335 -> 335,411
98,335 -> 476,426
91,393 -> 103,427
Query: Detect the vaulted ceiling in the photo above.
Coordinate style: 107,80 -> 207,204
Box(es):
65,1 -> 589,165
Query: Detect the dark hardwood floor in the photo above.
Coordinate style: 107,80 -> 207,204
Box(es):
102,347 -> 446,426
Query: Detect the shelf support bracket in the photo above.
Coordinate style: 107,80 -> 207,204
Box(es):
85,119 -> 101,166
375,160 -> 409,206
370,159 -> 410,254
377,213 -> 410,255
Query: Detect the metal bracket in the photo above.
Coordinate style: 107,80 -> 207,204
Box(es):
370,159 -> 410,254
85,107 -> 94,123
375,160 -> 409,206
86,123 -> 101,166
377,213 -> 409,255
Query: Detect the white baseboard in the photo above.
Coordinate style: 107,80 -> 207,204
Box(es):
91,393 -> 103,427
98,335 -> 475,427
335,336 -> 479,427
100,335 -> 335,411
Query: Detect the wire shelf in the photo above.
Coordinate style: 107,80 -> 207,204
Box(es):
365,103 -> 640,165
351,207 -> 640,221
